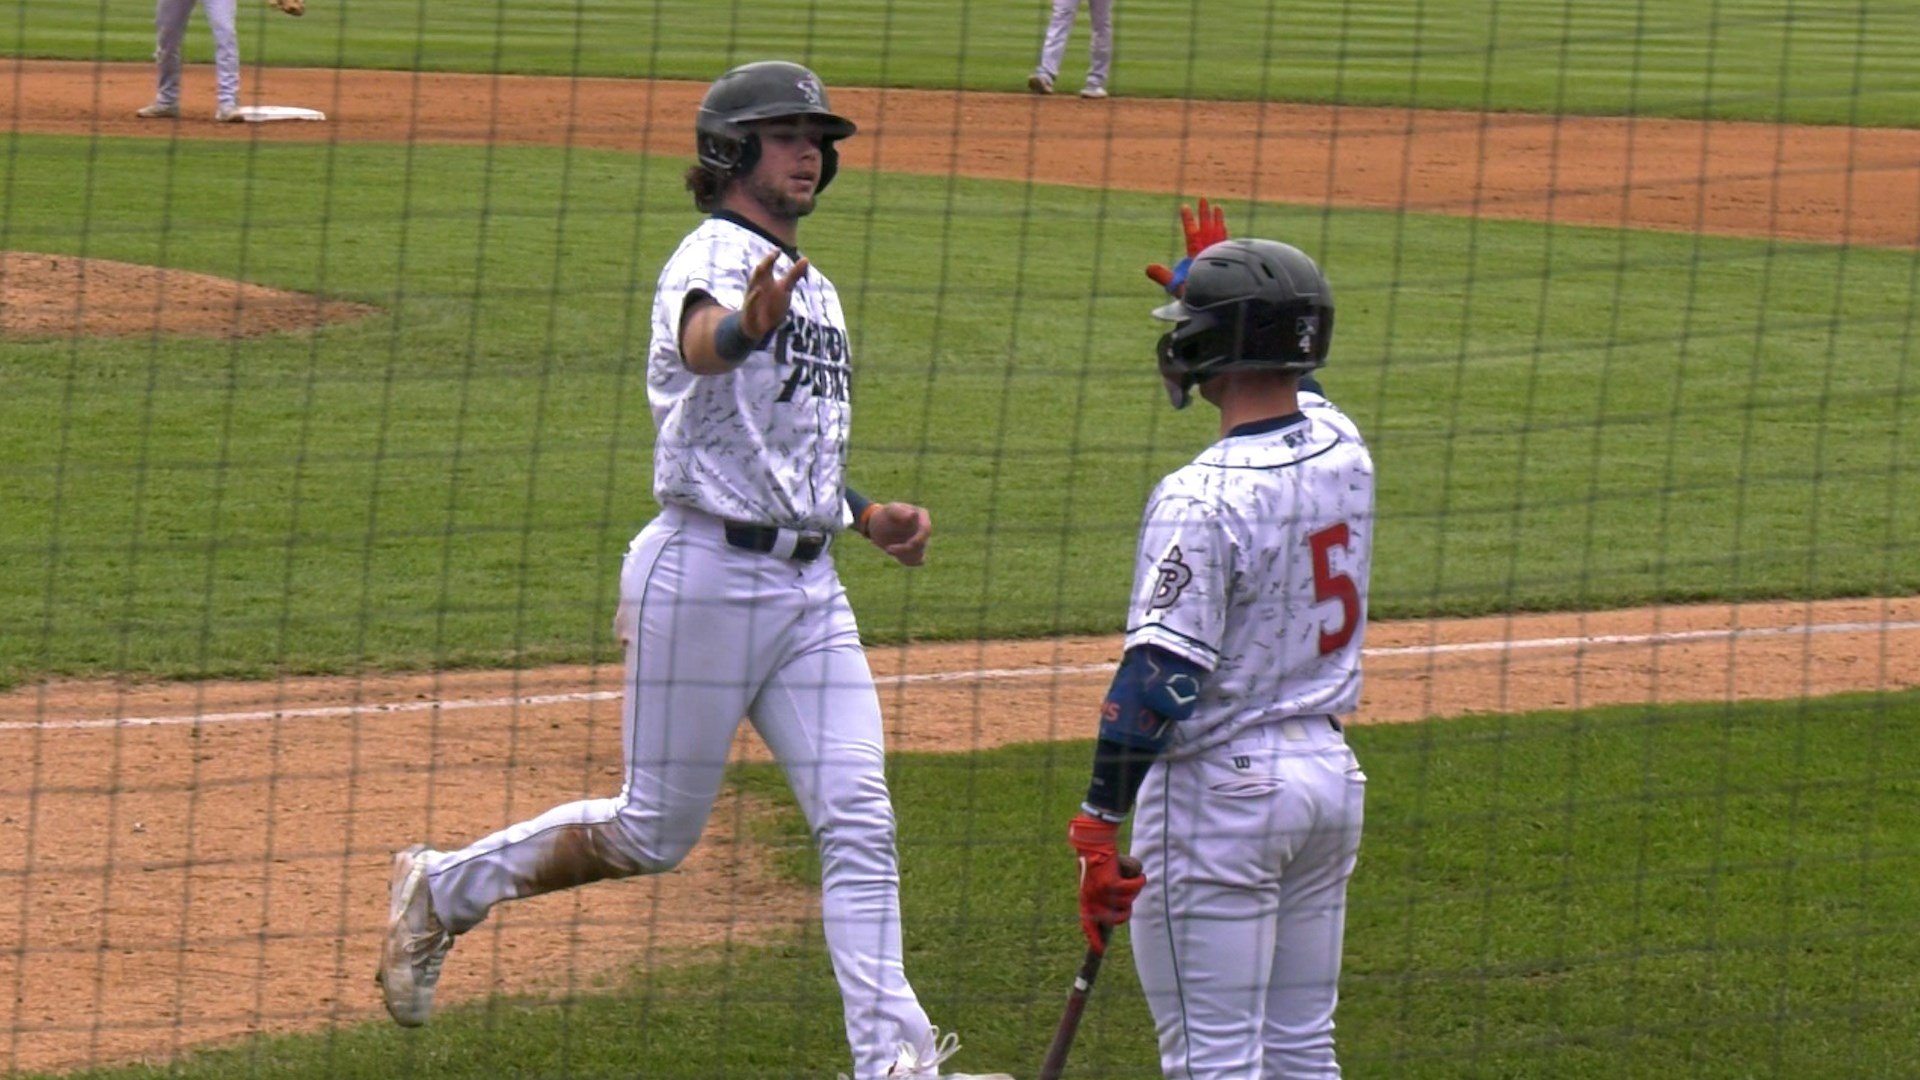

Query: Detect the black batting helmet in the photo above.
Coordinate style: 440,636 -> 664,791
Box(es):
695,61 -> 858,195
1151,238 -> 1335,409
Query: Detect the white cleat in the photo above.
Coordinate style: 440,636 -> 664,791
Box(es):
374,843 -> 452,1027
134,101 -> 179,119
1079,85 -> 1109,100
1027,73 -> 1054,95
879,1028 -> 1015,1079
213,104 -> 243,123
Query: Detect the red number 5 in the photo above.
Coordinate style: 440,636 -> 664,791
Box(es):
1309,524 -> 1359,655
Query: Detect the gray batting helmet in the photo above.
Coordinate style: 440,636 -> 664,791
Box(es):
695,61 -> 858,194
1151,238 -> 1335,409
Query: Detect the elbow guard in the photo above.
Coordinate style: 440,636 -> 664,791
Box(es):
1097,646 -> 1207,752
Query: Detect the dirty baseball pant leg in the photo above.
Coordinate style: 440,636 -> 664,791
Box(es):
152,0 -> 193,106
1035,0 -> 1081,80
752,569 -> 932,1080
1085,0 -> 1113,90
425,521 -> 790,935
202,0 -> 240,108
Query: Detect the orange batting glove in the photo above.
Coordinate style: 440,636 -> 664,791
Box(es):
1068,813 -> 1146,954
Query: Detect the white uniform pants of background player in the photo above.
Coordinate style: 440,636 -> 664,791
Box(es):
152,0 -> 239,111
1035,0 -> 1113,92
1131,718 -> 1366,1079
424,506 -> 936,1079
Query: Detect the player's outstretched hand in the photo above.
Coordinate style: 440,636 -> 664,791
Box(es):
1144,197 -> 1230,295
1067,813 -> 1146,954
864,502 -> 931,566
741,251 -> 808,339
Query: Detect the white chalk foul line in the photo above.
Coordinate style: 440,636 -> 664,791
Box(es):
3,618 -> 1915,734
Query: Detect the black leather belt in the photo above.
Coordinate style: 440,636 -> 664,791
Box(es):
1328,716 -> 1343,733
724,521 -> 828,562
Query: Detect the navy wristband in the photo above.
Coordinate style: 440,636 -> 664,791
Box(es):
714,311 -> 757,365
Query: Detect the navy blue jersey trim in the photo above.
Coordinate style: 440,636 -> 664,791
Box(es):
1226,411 -> 1306,439
1203,434 -> 1345,472
712,210 -> 800,260
1126,622 -> 1221,660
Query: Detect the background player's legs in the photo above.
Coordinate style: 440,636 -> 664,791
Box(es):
1084,0 -> 1114,92
201,0 -> 239,112
151,0 -> 193,107
425,524 -> 791,935
1034,0 -> 1081,83
751,582 -> 931,1078
1260,741 -> 1365,1079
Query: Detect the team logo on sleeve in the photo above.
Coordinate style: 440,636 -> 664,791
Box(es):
1148,546 -> 1193,610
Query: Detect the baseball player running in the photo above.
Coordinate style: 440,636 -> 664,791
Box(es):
134,0 -> 242,122
376,61 -> 1012,1080
1066,207 -> 1373,1078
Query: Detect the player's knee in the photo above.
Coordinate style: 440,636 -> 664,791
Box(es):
600,803 -> 700,874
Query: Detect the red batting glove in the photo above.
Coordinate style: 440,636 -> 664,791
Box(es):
1145,198 -> 1232,293
1184,196 -> 1229,255
1068,813 -> 1146,954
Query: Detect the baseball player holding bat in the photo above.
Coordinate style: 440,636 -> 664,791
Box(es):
376,61 -> 1011,1080
1060,203 -> 1372,1078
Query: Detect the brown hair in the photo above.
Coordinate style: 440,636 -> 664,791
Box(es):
684,164 -> 728,213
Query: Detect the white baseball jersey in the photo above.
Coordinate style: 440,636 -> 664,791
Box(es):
1123,391 -> 1375,757
648,214 -> 853,531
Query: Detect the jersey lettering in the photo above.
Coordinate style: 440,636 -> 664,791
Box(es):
773,316 -> 852,403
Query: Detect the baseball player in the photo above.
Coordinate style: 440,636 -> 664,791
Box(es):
134,0 -> 243,122
1066,210 -> 1373,1078
375,60 -> 1012,1080
1028,0 -> 1114,98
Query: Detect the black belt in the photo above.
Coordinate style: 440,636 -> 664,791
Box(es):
723,521 -> 828,562
1328,716 -> 1343,733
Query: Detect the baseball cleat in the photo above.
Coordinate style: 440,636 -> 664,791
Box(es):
1079,85 -> 1109,100
213,104 -> 243,123
375,844 -> 452,1027
1027,73 -> 1053,95
134,101 -> 179,119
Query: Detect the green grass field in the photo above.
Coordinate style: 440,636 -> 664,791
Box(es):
4,0 -> 1920,125
2,135 -> 1913,686
3,5 -> 1917,1076
29,693 -> 1920,1080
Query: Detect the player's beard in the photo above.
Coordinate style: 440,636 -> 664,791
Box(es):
744,172 -> 816,222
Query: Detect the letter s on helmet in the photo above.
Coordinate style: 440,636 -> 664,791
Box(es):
695,61 -> 859,194
1151,238 -> 1335,409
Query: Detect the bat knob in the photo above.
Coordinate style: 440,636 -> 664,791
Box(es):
1117,855 -> 1143,879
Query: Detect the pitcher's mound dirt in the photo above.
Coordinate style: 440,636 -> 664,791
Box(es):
0,251 -> 378,340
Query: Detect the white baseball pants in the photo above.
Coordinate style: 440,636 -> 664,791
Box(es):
424,506 -> 935,1078
1131,718 -> 1366,1079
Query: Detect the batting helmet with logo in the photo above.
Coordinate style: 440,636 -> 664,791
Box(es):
695,61 -> 858,195
1151,238 -> 1335,409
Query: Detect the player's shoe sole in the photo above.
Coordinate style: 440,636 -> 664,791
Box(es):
375,844 -> 452,1027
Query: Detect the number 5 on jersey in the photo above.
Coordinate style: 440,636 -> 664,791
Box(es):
1309,524 -> 1359,655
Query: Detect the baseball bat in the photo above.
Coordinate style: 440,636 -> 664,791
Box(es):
1038,855 -> 1142,1080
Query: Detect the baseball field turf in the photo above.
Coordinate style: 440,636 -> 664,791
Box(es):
1,0 -> 1915,1076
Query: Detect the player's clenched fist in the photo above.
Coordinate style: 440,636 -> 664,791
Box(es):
860,502 -> 932,566
1067,813 -> 1145,953
1145,197 -> 1230,295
